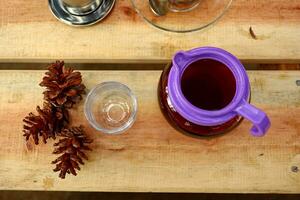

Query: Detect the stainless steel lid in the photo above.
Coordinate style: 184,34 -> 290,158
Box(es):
48,0 -> 115,26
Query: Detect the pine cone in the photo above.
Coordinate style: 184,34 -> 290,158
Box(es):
23,103 -> 69,145
52,126 -> 92,179
40,61 -> 86,108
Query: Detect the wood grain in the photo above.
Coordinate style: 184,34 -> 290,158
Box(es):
0,70 -> 299,193
0,0 -> 299,63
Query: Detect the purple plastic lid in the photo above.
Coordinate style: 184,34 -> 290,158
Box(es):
168,47 -> 271,136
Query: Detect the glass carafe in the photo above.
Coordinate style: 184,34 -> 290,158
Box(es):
158,47 -> 271,136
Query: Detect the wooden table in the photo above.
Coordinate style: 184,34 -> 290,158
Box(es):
0,0 -> 300,63
0,0 -> 300,194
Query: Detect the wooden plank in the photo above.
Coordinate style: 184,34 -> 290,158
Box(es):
0,70 -> 300,193
0,0 -> 300,63
1,192 -> 300,200
0,63 -> 299,71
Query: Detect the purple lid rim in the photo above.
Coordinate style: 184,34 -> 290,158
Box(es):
168,46 -> 250,126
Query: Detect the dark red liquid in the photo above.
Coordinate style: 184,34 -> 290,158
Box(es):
181,59 -> 236,110
158,61 -> 242,136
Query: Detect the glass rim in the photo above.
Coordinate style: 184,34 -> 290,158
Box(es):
84,81 -> 138,134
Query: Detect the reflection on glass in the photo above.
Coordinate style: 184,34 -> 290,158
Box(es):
131,0 -> 232,33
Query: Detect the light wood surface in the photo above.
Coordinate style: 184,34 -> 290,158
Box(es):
0,70 -> 300,193
0,0 -> 300,63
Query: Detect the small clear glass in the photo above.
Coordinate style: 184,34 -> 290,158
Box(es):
84,82 -> 138,134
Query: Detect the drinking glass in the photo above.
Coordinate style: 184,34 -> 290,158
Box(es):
84,82 -> 138,134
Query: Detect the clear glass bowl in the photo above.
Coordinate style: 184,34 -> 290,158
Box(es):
84,82 -> 138,134
130,0 -> 232,33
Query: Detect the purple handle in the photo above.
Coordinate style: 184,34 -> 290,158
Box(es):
235,100 -> 271,137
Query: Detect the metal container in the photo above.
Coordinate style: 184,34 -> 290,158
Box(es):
62,0 -> 103,15
49,0 -> 115,26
